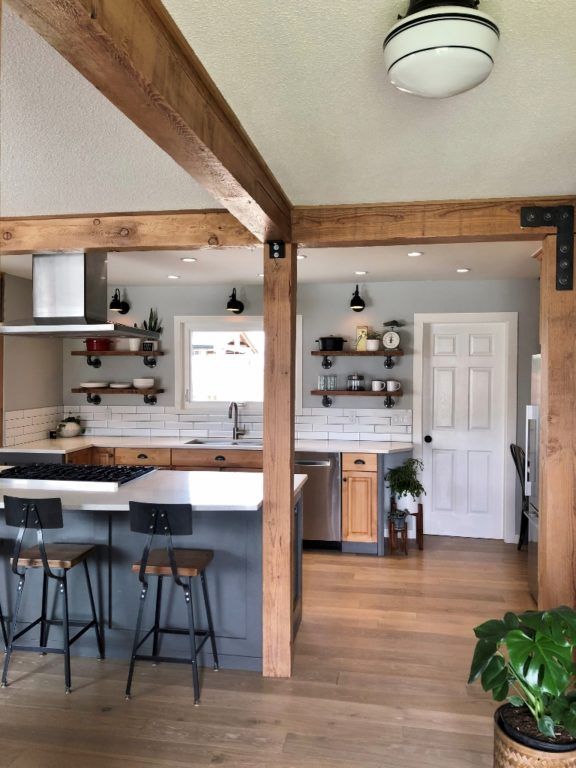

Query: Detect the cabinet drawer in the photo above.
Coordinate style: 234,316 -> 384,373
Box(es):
171,449 -> 263,470
115,448 -> 171,466
92,447 -> 115,466
65,448 -> 93,465
342,453 -> 378,472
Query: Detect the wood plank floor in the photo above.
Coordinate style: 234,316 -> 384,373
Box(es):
0,537 -> 532,767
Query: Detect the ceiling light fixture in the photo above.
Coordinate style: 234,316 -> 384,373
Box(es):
297,254 -> 307,261
109,288 -> 130,314
350,285 -> 366,313
257,273 -> 264,278
180,257 -> 197,263
167,274 -> 180,280
226,288 -> 245,314
457,267 -> 471,273
383,0 -> 500,99
354,270 -> 368,276
407,251 -> 424,258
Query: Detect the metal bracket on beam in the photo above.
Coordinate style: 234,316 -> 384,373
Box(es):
521,205 -> 574,290
267,241 -> 285,259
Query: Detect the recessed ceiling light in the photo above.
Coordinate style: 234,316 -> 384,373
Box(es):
354,270 -> 368,276
180,257 -> 197,263
167,274 -> 181,280
257,273 -> 264,278
297,254 -> 307,260
407,251 -> 424,258
456,268 -> 471,274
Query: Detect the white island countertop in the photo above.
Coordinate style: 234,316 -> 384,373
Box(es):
0,471 -> 308,512
0,437 -> 413,456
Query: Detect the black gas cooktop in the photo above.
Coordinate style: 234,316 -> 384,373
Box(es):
0,463 -> 155,492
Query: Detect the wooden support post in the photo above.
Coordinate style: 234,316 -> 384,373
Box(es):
538,234 -> 576,608
263,242 -> 297,677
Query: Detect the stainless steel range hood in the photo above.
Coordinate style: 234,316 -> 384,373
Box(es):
0,251 -> 159,340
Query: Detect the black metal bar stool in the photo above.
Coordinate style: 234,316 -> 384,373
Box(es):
125,502 -> 219,705
1,496 -> 104,693
0,602 -> 7,648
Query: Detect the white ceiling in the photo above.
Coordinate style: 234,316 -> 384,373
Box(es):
0,241 -> 540,285
1,1 -> 575,217
0,7 -> 219,216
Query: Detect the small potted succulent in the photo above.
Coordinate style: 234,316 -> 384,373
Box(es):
385,458 -> 425,532
57,415 -> 85,438
469,607 -> 576,765
141,308 -> 163,352
366,331 -> 382,352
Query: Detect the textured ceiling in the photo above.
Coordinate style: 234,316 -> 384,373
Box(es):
163,0 -> 576,204
1,1 -> 574,217
0,6 -> 219,216
1,241 -> 539,285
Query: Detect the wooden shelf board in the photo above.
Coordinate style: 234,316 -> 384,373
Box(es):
311,350 -> 403,357
311,389 -> 403,397
71,351 -> 164,357
71,388 -> 164,395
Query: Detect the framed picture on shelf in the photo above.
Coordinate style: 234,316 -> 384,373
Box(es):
356,325 -> 368,351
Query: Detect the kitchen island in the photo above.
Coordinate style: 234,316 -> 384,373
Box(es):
0,470 -> 307,673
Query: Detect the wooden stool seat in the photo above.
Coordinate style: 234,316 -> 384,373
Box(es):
14,543 -> 96,570
132,548 -> 213,577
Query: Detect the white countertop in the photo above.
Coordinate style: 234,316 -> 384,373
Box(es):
0,471 -> 308,512
0,437 -> 413,456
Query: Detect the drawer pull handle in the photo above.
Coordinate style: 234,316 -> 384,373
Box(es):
354,459 -> 366,465
215,455 -> 226,462
137,453 -> 148,459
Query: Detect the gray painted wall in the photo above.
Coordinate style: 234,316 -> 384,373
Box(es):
64,279 -> 540,445
3,275 -> 63,411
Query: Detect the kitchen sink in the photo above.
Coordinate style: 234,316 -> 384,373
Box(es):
185,438 -> 262,447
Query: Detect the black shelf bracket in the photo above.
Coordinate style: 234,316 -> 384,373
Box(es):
321,395 -> 333,408
86,355 -> 102,368
142,356 -> 157,369
321,355 -> 333,369
86,393 -> 101,406
384,395 -> 397,409
143,394 -> 158,405
521,205 -> 574,290
384,355 -> 396,369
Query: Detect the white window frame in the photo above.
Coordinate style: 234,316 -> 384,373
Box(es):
174,315 -> 303,414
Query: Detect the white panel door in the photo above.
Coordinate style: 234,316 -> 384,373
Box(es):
422,322 -> 505,538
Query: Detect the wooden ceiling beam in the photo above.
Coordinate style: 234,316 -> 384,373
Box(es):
6,0 -> 291,242
293,196 -> 576,248
0,210 -> 258,254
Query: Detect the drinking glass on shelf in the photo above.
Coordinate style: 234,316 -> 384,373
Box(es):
326,375 -> 338,390
318,375 -> 328,390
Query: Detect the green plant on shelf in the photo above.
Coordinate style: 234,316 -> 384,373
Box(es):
142,308 -> 163,335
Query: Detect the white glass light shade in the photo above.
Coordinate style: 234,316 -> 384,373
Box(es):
383,5 -> 499,98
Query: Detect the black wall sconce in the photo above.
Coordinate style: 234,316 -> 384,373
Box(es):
109,288 -> 130,314
350,284 -> 366,312
226,288 -> 245,315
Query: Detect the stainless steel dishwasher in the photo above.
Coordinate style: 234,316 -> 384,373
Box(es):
295,452 -> 341,546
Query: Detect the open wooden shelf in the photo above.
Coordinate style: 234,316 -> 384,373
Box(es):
71,387 -> 164,395
311,389 -> 403,397
311,350 -> 403,357
71,351 -> 164,357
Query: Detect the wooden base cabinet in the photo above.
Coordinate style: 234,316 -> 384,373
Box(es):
342,461 -> 378,544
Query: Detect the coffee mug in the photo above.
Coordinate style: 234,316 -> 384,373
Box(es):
386,380 -> 401,392
371,380 -> 386,392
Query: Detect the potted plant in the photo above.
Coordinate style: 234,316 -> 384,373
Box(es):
141,308 -> 163,352
384,458 -> 425,532
366,331 -> 381,352
468,607 -> 576,765
57,415 -> 85,438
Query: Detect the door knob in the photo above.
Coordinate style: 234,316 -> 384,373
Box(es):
424,435 -> 432,443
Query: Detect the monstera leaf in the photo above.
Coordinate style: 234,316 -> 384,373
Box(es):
507,629 -> 572,697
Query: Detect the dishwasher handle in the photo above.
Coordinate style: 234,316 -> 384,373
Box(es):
295,460 -> 332,468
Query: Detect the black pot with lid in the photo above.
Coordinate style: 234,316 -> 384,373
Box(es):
316,336 -> 346,352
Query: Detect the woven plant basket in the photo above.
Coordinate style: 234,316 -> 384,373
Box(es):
495,721 -> 576,767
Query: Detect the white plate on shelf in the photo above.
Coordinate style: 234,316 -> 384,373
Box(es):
109,382 -> 131,389
80,382 -> 109,388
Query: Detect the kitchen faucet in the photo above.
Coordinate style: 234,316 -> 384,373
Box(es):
228,401 -> 245,440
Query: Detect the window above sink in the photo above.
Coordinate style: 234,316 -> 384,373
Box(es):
174,315 -> 303,412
